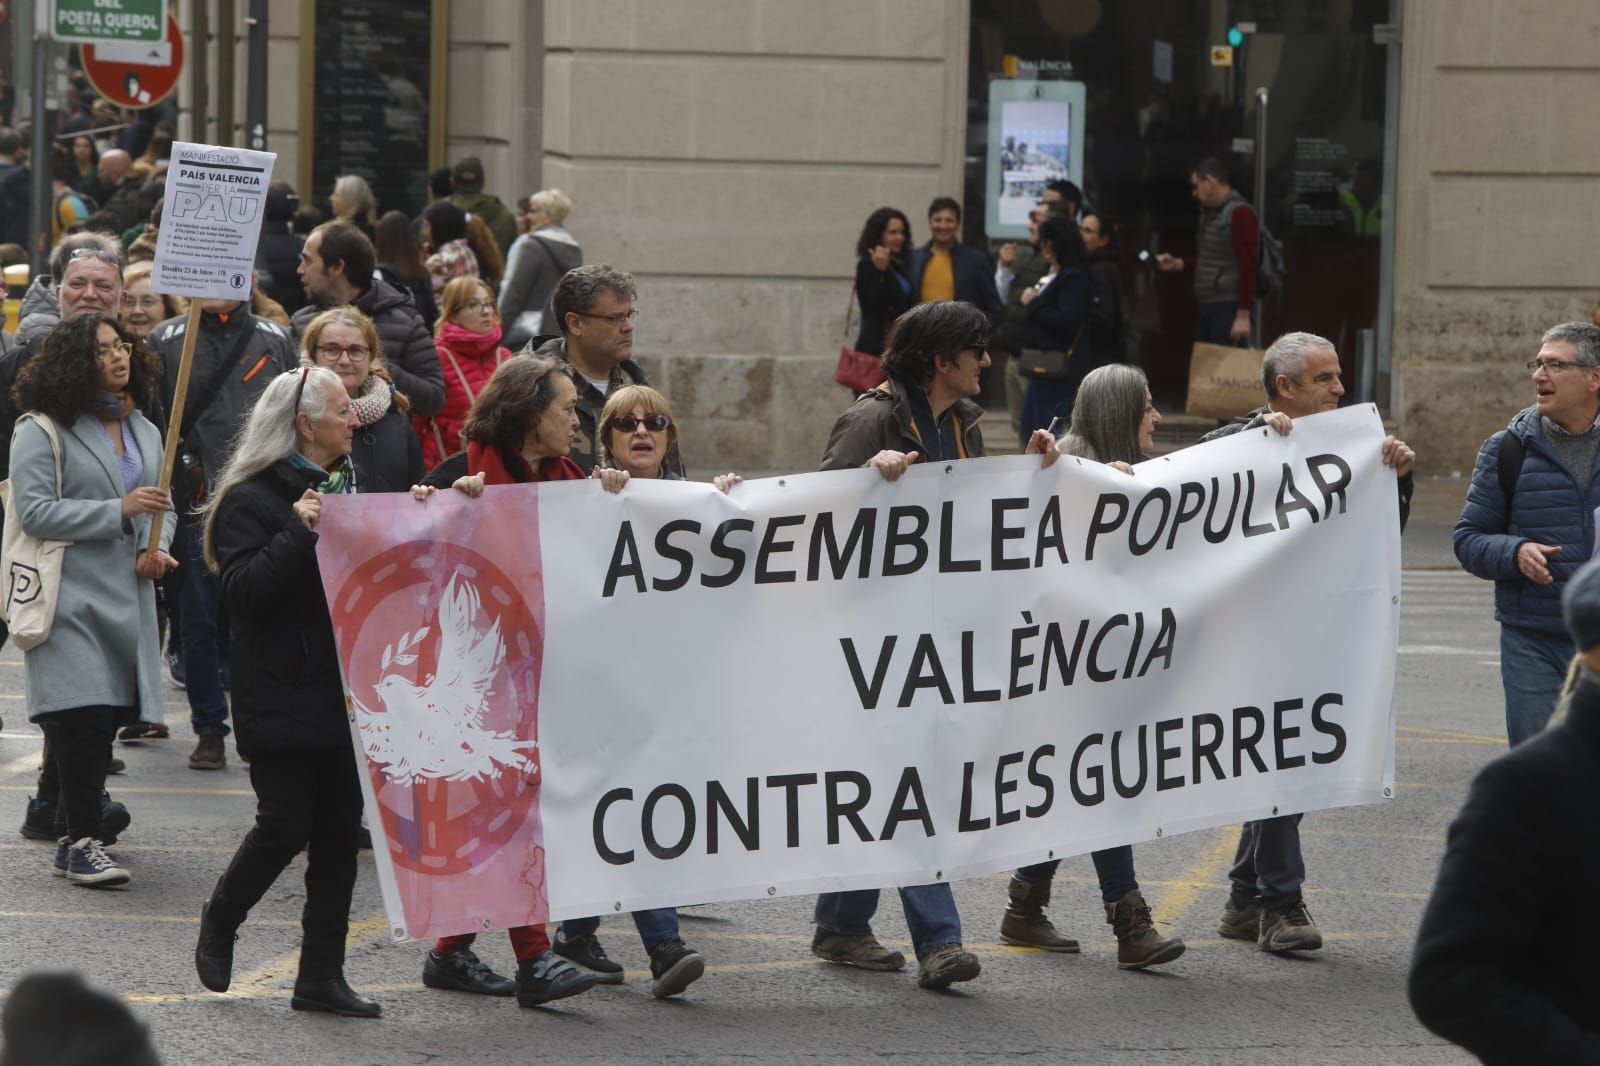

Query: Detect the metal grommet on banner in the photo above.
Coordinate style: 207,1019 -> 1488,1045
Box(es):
767,886 -> 776,896
1392,595 -> 1399,604
1384,787 -> 1393,797
482,918 -> 492,930
944,464 -> 953,474
1048,850 -> 1055,859
778,479 -> 786,487
1155,828 -> 1163,837
1271,806 -> 1279,816
393,926 -> 406,939
613,901 -> 622,912
935,870 -> 943,880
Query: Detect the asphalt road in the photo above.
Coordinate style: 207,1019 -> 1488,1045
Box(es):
0,563 -> 1499,1065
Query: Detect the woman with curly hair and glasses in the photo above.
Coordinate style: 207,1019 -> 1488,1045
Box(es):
9,312 -> 176,888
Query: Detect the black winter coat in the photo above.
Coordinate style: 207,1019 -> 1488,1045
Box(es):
351,407 -> 424,495
255,222 -> 307,316
1408,677 -> 1600,1063
853,255 -> 911,357
213,459 -> 349,759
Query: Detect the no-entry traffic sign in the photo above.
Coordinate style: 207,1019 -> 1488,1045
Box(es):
52,0 -> 165,44
82,12 -> 183,108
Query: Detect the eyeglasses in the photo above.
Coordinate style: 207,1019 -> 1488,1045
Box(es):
1527,358 -> 1592,373
95,341 -> 132,361
612,414 -> 671,433
314,343 -> 371,364
124,295 -> 165,311
68,247 -> 121,267
463,300 -> 495,314
576,309 -> 638,325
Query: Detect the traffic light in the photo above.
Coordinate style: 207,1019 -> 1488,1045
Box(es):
1226,25 -> 1245,48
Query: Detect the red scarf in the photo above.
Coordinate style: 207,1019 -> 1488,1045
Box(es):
437,321 -> 504,359
465,439 -> 587,485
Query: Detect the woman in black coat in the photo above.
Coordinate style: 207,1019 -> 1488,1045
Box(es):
1017,214 -> 1090,441
299,306 -> 422,495
191,365 -> 381,1018
851,207 -> 913,357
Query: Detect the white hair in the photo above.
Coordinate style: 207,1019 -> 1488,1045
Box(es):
1261,331 -> 1335,398
529,187 -> 572,225
200,367 -> 343,571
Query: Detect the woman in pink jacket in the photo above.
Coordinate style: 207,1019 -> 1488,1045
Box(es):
415,275 -> 513,470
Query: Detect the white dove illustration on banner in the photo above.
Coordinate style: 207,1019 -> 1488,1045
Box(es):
354,572 -> 538,784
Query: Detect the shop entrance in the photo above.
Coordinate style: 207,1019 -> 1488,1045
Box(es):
966,0 -> 1398,415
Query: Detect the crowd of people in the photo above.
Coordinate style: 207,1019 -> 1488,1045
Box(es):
6,141 -> 1592,1057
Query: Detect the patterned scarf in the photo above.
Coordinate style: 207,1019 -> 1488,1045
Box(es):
91,390 -> 135,419
289,451 -> 356,494
347,373 -> 393,428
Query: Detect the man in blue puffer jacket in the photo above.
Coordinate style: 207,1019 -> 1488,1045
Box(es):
1455,321 -> 1600,744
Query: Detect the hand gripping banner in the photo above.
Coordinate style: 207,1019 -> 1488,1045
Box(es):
314,405 -> 1401,941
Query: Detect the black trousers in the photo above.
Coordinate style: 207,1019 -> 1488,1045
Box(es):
209,748 -> 365,982
36,707 -> 126,841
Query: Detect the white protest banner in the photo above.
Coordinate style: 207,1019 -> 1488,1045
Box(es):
151,141 -> 275,299
315,405 -> 1399,940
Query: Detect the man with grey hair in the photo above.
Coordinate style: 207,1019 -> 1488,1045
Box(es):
1457,320 -> 1600,745
533,264 -> 683,476
1200,329 -> 1415,954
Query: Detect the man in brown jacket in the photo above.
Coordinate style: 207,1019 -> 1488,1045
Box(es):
812,299 -> 1056,989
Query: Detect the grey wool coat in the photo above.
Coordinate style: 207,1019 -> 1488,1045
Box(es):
10,412 -> 174,722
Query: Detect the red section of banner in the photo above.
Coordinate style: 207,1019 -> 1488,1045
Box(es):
319,489 -> 549,941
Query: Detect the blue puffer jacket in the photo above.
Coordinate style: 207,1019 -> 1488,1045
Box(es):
1454,406 -> 1600,636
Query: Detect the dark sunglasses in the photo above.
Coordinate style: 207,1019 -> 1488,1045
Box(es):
613,414 -> 671,433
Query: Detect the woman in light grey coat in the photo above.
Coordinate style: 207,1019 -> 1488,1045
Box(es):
11,312 -> 176,887
498,188 -> 582,351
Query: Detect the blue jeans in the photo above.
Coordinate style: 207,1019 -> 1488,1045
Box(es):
814,883 -> 962,961
1195,301 -> 1252,344
1500,623 -> 1573,746
560,908 -> 680,954
1016,844 -> 1138,904
1227,814 -> 1304,908
181,523 -> 230,737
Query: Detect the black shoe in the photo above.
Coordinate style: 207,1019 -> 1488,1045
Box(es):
552,931 -> 625,984
648,936 -> 705,999
422,948 -> 515,996
119,721 -> 170,741
515,951 -> 601,1007
290,977 -> 381,1018
20,796 -> 56,840
195,899 -> 238,993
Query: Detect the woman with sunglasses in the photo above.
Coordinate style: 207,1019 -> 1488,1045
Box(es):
301,306 -> 421,494
9,313 -> 176,887
597,384 -> 740,494
191,366 -> 379,1017
417,276 -> 512,471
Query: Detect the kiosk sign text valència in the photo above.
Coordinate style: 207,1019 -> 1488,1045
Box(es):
51,0 -> 166,44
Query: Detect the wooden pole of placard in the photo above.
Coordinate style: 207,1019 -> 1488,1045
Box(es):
146,300 -> 206,553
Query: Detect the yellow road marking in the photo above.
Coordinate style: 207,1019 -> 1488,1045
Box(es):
1395,724 -> 1506,746
1144,826 -> 1240,926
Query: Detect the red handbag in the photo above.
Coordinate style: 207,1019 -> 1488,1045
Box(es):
833,286 -> 887,392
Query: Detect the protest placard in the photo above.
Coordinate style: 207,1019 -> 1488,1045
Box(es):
151,141 -> 275,300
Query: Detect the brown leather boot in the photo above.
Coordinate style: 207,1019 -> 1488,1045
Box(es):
1105,889 -> 1185,969
999,876 -> 1080,952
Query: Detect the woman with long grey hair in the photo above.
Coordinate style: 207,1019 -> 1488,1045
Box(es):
1054,363 -> 1163,468
995,361 -> 1186,970
191,366 -> 381,1018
